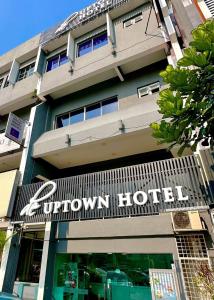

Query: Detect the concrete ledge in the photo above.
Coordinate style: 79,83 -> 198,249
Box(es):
57,214 -> 173,239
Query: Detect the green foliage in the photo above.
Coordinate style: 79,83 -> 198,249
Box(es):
0,231 -> 7,255
193,263 -> 214,300
151,20 -> 214,155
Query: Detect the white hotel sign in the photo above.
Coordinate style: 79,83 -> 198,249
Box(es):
0,132 -> 20,155
20,181 -> 189,217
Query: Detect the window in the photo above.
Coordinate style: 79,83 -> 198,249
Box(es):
70,108 -> 84,125
123,13 -> 143,28
17,62 -> 35,81
56,113 -> 70,128
102,97 -> 118,115
0,78 -> 4,89
138,81 -> 160,98
54,253 -> 173,300
46,51 -> 69,72
0,75 -> 10,89
16,231 -> 44,283
55,97 -> 118,128
77,32 -> 108,57
86,103 -> 101,120
4,76 -> 10,88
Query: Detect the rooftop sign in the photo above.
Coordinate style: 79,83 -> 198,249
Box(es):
40,0 -> 129,45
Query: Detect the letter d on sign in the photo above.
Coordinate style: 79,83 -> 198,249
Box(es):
20,181 -> 57,217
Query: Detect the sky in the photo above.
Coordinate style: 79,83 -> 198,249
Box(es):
0,0 -> 95,55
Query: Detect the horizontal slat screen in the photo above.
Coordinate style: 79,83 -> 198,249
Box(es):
204,0 -> 214,16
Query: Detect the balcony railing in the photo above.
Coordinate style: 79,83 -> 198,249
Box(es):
12,155 -> 211,223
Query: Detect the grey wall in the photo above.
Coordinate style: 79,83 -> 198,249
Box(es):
49,60 -> 167,129
21,102 -> 58,184
56,214 -> 178,258
39,2 -> 166,99
57,238 -> 178,256
57,214 -> 174,239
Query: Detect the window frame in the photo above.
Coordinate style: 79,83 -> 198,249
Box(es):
0,74 -> 10,90
46,55 -> 60,73
0,77 -> 4,90
17,62 -> 35,82
44,45 -> 69,73
55,96 -> 118,129
138,81 -> 161,98
3,76 -> 10,88
77,31 -> 108,58
46,48 -> 69,73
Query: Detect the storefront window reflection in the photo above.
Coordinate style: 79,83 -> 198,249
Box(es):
16,231 -> 44,283
53,253 -> 173,300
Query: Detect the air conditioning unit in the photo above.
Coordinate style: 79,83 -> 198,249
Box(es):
138,86 -> 149,98
135,15 -> 143,23
124,20 -> 132,28
172,211 -> 203,231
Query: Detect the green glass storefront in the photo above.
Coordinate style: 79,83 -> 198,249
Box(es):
53,253 -> 174,300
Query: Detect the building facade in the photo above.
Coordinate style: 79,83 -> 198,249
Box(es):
0,0 -> 213,299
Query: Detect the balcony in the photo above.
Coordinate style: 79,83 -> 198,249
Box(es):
33,92 -> 165,168
0,74 -> 38,115
38,6 -> 167,100
0,132 -> 22,172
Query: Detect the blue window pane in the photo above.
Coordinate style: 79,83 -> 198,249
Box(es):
56,114 -> 69,128
47,56 -> 59,72
59,52 -> 68,66
78,40 -> 92,57
70,109 -> 84,124
93,32 -> 108,50
102,97 -> 118,115
86,103 -> 101,120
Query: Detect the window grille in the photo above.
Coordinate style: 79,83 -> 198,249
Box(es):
176,235 -> 208,258
176,234 -> 210,300
17,63 -> 35,81
0,78 -> 4,89
4,76 -> 10,88
180,259 -> 210,300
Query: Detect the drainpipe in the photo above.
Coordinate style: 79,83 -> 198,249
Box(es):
192,0 -> 206,22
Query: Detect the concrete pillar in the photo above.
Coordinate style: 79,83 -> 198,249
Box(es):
37,222 -> 57,300
0,105 -> 42,294
0,226 -> 21,293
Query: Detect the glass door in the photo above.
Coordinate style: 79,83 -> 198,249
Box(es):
53,253 -> 174,300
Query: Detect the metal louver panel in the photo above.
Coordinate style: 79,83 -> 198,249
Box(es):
12,155 -> 211,223
204,0 -> 214,16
